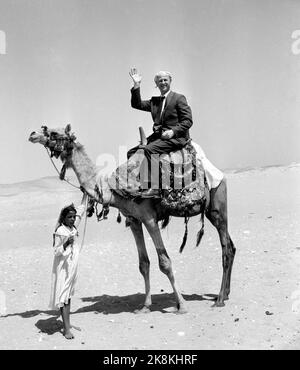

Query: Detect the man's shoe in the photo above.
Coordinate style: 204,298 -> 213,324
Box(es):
141,188 -> 161,198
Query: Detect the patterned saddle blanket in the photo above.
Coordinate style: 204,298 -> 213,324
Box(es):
107,142 -> 208,217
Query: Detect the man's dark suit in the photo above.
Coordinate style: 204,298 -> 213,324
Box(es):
127,87 -> 193,158
127,87 -> 193,190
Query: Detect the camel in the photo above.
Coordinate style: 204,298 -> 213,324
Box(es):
28,124 -> 236,311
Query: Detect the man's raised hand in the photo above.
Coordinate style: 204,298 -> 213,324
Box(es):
129,68 -> 142,87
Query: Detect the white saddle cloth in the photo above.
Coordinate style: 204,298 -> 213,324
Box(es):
191,141 -> 224,190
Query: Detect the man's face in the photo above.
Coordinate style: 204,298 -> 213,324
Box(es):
156,75 -> 171,95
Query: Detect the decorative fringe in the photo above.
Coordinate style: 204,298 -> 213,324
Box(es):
95,203 -> 110,221
96,208 -> 104,221
59,164 -> 67,180
125,217 -> 131,227
161,215 -> 170,229
179,216 -> 189,253
196,212 -> 205,247
86,199 -> 95,218
103,206 -> 109,219
117,210 -> 122,223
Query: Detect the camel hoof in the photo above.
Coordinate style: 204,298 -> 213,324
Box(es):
176,304 -> 188,314
212,301 -> 225,308
134,306 -> 151,314
176,308 -> 188,315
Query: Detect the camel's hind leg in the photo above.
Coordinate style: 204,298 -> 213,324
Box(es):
129,218 -> 152,313
206,178 -> 236,307
143,217 -> 187,314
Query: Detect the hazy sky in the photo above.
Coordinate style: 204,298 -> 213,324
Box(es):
0,0 -> 300,184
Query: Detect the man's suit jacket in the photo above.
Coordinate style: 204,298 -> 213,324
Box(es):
131,87 -> 193,146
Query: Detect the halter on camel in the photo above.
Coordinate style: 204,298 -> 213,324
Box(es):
40,125 -> 116,223
41,125 -> 76,181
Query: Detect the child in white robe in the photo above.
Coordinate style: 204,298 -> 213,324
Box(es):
49,193 -> 87,339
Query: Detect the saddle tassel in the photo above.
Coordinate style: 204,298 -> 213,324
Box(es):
59,163 -> 67,180
96,208 -> 104,221
179,216 -> 189,253
196,211 -> 205,247
161,214 -> 170,229
117,210 -> 122,223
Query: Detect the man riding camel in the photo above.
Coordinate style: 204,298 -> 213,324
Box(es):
127,68 -> 193,197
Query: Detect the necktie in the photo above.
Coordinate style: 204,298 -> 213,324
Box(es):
158,96 -> 165,118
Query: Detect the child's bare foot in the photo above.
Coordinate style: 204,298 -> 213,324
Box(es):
63,330 -> 74,339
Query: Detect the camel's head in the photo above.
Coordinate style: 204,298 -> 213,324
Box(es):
28,124 -> 77,159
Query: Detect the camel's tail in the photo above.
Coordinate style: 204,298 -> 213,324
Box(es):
179,210 -> 205,253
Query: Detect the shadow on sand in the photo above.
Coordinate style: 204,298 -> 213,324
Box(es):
0,292 -> 217,336
76,292 -> 217,315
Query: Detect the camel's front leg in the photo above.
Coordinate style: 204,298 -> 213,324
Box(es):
129,218 -> 152,313
143,218 -> 187,314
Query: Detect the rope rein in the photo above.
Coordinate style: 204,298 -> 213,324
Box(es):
45,144 -> 118,225
41,127 -> 122,256
45,146 -> 90,250
45,147 -> 80,190
79,195 -> 89,252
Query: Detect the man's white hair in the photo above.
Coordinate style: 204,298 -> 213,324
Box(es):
154,71 -> 172,84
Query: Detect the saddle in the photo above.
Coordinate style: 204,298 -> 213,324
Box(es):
159,142 -> 207,217
107,133 -> 208,218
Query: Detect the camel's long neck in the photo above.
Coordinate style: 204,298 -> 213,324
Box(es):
69,143 -> 113,206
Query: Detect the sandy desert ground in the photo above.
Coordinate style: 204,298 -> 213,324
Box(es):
1,164 -> 300,350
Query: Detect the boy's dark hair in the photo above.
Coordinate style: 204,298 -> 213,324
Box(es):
58,204 -> 77,227
53,204 -> 77,246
